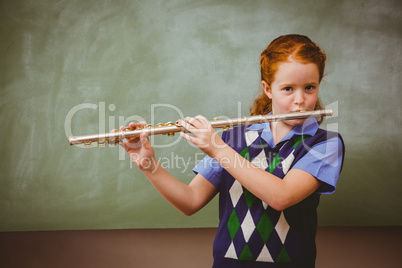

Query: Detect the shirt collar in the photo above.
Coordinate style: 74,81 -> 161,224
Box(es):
246,113 -> 319,148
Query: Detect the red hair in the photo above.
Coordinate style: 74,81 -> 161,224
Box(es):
249,34 -> 326,123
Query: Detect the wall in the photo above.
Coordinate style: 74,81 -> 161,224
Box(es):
0,0 -> 401,231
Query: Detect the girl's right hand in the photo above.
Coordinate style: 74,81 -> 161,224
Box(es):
119,122 -> 157,172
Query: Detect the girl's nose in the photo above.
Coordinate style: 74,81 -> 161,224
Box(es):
294,91 -> 305,104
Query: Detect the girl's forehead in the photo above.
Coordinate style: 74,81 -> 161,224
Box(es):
276,60 -> 319,73
278,57 -> 316,67
274,61 -> 320,82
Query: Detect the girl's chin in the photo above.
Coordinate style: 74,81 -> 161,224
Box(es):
285,119 -> 308,126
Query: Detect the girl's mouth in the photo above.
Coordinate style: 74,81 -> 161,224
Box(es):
294,109 -> 312,113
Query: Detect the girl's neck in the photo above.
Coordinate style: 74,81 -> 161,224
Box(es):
270,121 -> 294,146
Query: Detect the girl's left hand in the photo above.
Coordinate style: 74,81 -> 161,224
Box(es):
178,115 -> 227,158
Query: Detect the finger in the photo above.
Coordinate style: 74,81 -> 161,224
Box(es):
179,118 -> 197,132
120,121 -> 147,131
180,131 -> 197,144
120,125 -> 132,131
194,115 -> 210,129
121,122 -> 147,146
126,136 -> 141,143
184,115 -> 209,130
140,132 -> 151,148
129,121 -> 147,129
123,134 -> 142,149
119,141 -> 129,151
184,117 -> 196,126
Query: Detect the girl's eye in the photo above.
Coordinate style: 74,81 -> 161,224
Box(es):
305,85 -> 315,91
283,87 -> 292,92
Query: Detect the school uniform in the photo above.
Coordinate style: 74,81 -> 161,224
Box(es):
193,116 -> 345,268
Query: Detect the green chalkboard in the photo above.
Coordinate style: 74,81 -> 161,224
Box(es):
1,0 -> 401,231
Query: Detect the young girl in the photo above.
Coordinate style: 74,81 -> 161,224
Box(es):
120,34 -> 344,268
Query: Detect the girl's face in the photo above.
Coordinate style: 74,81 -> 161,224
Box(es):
263,59 -> 320,126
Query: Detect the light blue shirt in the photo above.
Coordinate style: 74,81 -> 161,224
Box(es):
193,117 -> 343,194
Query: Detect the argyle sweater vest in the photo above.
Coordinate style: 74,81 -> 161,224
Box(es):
212,125 -> 343,268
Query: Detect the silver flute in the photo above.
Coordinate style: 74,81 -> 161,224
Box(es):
69,109 -> 333,147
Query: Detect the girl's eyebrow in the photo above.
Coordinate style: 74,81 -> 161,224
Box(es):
279,82 -> 319,87
278,82 -> 296,87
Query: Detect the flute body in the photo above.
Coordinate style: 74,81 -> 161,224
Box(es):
69,109 -> 333,147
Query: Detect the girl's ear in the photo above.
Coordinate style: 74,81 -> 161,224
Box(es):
262,81 -> 272,99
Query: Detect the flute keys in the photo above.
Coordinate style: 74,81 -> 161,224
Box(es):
222,126 -> 233,130
109,140 -> 117,146
164,122 -> 175,137
213,117 -> 229,131
157,123 -> 170,137
98,140 -> 106,146
157,123 -> 169,136
84,142 -> 93,147
108,129 -> 119,146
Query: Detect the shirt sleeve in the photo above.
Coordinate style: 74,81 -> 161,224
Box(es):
292,136 -> 344,194
192,155 -> 224,189
192,130 -> 230,189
